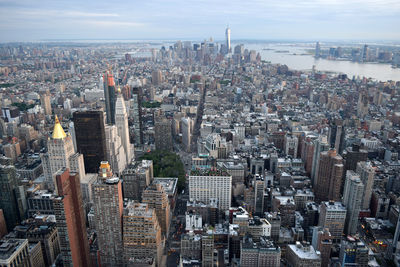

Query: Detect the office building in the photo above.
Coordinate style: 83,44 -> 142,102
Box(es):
315,42 -> 321,58
73,110 -> 107,173
103,71 -> 117,124
0,157 -> 24,232
152,70 -> 163,85
342,171 -> 364,235
123,201 -> 163,266
328,119 -> 345,154
311,135 -> 329,186
28,241 -> 45,267
142,183 -> 171,237
122,160 -> 153,201
0,238 -> 30,267
40,90 -> 52,116
240,236 -> 281,267
319,201 -> 346,243
189,169 -> 232,210
41,115 -> 85,190
254,179 -> 265,216
315,149 -> 344,202
356,161 -> 375,210
286,242 -> 321,267
130,86 -> 143,146
285,134 -> 299,158
53,169 -> 92,267
344,144 -> 368,172
154,113 -> 173,151
115,90 -> 133,164
181,232 -> 202,260
104,124 -> 127,175
92,162 -> 124,266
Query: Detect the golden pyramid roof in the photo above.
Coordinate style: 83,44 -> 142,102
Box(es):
52,115 -> 67,139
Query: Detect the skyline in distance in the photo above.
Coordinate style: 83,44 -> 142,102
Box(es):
0,0 -> 399,42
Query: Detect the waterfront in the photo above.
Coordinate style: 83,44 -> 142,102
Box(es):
243,43 -> 400,82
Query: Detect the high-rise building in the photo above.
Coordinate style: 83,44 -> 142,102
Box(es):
53,169 -> 92,267
357,92 -> 369,118
311,135 -> 329,186
41,116 -> 85,190
151,70 -> 163,86
189,169 -> 232,210
142,183 -> 171,238
284,134 -> 299,158
181,116 -> 192,152
328,118 -> 345,154
344,144 -> 368,172
115,90 -> 133,164
315,42 -> 321,58
40,90 -> 52,116
104,124 -> 127,175
315,149 -> 344,202
123,201 -> 163,266
130,85 -> 143,146
343,171 -> 364,235
0,238 -> 30,267
122,160 -> 153,201
356,161 -> 375,210
286,242 -> 321,267
0,157 -> 24,232
319,201 -> 347,243
154,113 -> 173,151
73,110 -> 107,173
181,232 -> 202,261
254,179 -> 265,216
202,232 -> 214,267
92,162 -> 124,266
225,26 -> 231,54
103,71 -> 117,124
240,236 -> 281,267
312,227 -> 333,267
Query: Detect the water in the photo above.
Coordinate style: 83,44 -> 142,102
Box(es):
243,43 -> 400,82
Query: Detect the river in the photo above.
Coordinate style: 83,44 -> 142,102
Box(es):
242,43 -> 400,82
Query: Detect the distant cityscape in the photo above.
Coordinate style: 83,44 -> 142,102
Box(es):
1,25 -> 400,267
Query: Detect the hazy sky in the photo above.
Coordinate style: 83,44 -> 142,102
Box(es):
0,0 -> 399,42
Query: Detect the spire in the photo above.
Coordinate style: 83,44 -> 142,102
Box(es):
52,115 -> 67,139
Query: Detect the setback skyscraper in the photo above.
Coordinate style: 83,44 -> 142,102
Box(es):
103,71 -> 117,124
115,90 -> 133,164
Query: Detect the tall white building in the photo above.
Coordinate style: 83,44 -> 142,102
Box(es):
115,91 -> 133,164
343,171 -> 364,235
41,116 -> 85,190
105,124 -> 127,175
189,169 -> 232,210
356,161 -> 375,210
311,135 -> 329,186
181,117 -> 192,152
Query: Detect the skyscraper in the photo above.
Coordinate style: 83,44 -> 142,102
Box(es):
356,161 -> 375,210
103,71 -> 117,124
343,171 -> 364,235
154,112 -> 173,151
130,85 -> 143,146
41,115 -> 85,190
0,157 -> 24,232
311,135 -> 330,186
122,160 -> 153,201
254,179 -> 265,216
181,116 -> 192,152
328,118 -> 345,154
142,183 -> 171,238
104,124 -> 127,175
151,70 -> 163,86
53,168 -> 92,267
123,201 -> 163,266
73,110 -> 107,173
319,201 -> 346,243
115,90 -> 133,164
315,42 -> 321,58
92,161 -> 124,266
40,90 -> 52,116
225,26 -> 231,54
315,149 -> 344,202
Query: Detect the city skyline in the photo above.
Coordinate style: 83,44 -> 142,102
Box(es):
0,0 -> 400,42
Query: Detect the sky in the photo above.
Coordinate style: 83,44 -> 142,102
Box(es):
0,0 -> 399,42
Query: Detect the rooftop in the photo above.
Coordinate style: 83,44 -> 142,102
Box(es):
0,239 -> 28,261
190,168 -> 230,177
288,242 -> 320,260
